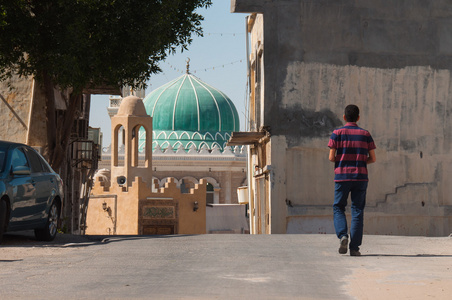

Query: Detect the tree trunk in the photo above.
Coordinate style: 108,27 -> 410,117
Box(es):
43,72 -> 57,165
52,93 -> 82,170
42,72 -> 82,171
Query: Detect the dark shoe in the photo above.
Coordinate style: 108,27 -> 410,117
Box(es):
350,249 -> 361,256
339,236 -> 348,254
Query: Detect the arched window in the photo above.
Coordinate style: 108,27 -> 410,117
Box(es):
114,124 -> 125,167
132,125 -> 147,167
201,177 -> 220,204
206,183 -> 214,204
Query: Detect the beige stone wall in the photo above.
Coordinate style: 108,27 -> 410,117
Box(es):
0,75 -> 33,143
86,176 -> 207,235
0,75 -> 48,147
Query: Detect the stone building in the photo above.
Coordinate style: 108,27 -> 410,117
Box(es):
102,71 -> 247,205
87,96 -> 208,235
0,75 -> 115,233
98,71 -> 249,233
230,0 -> 452,236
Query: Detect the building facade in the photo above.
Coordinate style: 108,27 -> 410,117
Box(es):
0,74 -> 113,233
102,72 -> 247,206
231,0 -> 452,236
87,96 -> 208,235
99,71 -> 249,233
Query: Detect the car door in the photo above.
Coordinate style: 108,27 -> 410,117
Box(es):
7,147 -> 38,228
24,147 -> 55,222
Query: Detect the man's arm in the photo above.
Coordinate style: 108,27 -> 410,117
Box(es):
329,148 -> 336,162
367,149 -> 376,164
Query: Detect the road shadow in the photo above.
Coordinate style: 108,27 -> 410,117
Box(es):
1,231 -> 195,248
0,231 -> 99,248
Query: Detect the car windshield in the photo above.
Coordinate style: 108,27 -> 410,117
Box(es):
0,146 -> 6,173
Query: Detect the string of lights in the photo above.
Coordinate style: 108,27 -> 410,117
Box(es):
164,59 -> 245,74
203,32 -> 245,36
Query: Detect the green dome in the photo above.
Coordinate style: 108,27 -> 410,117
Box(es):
140,73 -> 240,151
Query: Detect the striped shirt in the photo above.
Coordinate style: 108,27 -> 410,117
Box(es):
328,122 -> 376,182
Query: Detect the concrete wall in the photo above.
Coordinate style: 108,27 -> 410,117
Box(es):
0,76 -> 32,143
0,75 -> 47,147
234,0 -> 452,235
206,204 -> 249,233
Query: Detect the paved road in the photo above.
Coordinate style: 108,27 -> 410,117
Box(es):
1,232 -> 451,299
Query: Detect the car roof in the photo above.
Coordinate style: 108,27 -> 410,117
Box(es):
0,140 -> 28,148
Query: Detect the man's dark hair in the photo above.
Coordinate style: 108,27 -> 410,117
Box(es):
344,104 -> 360,122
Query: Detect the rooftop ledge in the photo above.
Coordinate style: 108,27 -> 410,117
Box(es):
226,131 -> 267,146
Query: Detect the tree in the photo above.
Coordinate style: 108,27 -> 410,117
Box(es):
0,0 -> 211,170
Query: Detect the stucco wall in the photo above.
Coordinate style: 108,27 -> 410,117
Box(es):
235,0 -> 452,235
86,176 -> 207,235
284,63 -> 452,208
0,75 -> 48,147
0,76 -> 33,143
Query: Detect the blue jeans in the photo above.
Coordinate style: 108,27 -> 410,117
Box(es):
333,181 -> 368,251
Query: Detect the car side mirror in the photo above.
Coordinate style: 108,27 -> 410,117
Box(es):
12,166 -> 31,176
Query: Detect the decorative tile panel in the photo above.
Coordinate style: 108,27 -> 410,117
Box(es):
143,206 -> 175,219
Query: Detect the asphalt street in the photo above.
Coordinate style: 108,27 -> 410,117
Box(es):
1,232 -> 451,299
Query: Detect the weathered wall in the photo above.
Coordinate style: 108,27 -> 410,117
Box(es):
0,76 -> 33,143
235,0 -> 452,235
0,75 -> 47,146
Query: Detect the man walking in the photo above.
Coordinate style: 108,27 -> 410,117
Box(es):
328,104 -> 376,256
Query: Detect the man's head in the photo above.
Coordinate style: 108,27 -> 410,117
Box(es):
344,104 -> 360,122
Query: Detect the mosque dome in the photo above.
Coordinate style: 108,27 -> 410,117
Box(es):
140,73 -> 240,151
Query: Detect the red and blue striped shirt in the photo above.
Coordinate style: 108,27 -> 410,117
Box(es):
328,122 -> 376,182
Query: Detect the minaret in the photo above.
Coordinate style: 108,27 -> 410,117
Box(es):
110,95 -> 153,188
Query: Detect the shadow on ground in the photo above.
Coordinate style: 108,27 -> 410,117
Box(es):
1,230 -> 194,248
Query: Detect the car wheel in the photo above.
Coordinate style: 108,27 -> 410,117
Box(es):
35,201 -> 60,241
0,199 -> 6,244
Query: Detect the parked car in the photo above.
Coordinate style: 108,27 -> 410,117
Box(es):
0,141 -> 63,243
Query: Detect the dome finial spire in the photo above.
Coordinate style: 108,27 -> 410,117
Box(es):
186,57 -> 190,74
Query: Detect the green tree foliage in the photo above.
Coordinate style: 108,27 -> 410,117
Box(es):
0,0 -> 211,169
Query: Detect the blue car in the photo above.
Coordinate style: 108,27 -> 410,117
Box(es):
0,141 -> 63,243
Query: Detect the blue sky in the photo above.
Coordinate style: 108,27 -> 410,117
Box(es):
89,1 -> 248,146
